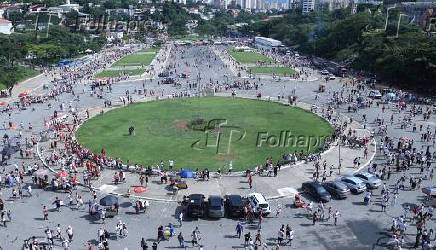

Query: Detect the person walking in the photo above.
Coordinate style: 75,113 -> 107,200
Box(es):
244,232 -> 251,247
178,211 -> 183,227
27,185 -> 32,197
236,222 -> 243,239
140,238 -> 148,250
254,230 -> 262,246
177,232 -> 185,248
333,210 -> 340,226
286,226 -> 294,246
100,208 -> 106,224
258,212 -> 263,229
43,205 -> 49,220
312,211 -> 318,225
191,227 -> 200,247
53,197 -> 61,212
55,224 -> 62,239
62,237 -> 69,250
66,225 -> 73,242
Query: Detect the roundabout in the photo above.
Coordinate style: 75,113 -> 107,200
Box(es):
76,97 -> 333,171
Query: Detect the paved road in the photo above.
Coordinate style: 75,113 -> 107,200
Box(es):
0,44 -> 435,250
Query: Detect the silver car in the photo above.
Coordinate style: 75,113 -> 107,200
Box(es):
354,172 -> 381,189
340,176 -> 367,194
207,195 -> 224,218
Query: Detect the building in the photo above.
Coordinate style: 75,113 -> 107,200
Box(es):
256,0 -> 264,9
302,0 -> 315,14
254,36 -> 282,51
0,18 -> 13,34
328,0 -> 350,10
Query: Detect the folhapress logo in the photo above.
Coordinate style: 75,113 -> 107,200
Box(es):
191,119 -> 246,155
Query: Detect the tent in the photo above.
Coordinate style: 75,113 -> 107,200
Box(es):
180,169 -> 194,178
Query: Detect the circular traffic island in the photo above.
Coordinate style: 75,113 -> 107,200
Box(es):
76,97 -> 333,171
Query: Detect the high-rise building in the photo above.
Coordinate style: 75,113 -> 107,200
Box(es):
302,0 -> 315,14
244,0 -> 251,10
256,0 -> 264,9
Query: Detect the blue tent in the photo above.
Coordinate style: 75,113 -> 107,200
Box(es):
180,169 -> 194,178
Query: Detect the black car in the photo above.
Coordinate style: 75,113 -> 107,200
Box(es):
322,181 -> 350,199
224,195 -> 244,218
158,72 -> 169,77
301,181 -> 331,202
186,194 -> 205,218
162,78 -> 175,84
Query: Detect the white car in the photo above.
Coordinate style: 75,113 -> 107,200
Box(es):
368,90 -> 382,99
328,74 -> 336,80
247,193 -> 271,216
354,172 -> 381,189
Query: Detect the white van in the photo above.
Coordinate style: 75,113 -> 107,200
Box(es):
247,193 -> 271,216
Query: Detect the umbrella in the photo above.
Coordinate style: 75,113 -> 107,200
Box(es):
133,186 -> 146,193
0,101 -> 7,106
56,171 -> 69,178
422,186 -> 436,196
33,169 -> 49,178
100,195 -> 119,206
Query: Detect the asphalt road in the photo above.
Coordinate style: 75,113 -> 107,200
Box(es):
0,44 -> 435,250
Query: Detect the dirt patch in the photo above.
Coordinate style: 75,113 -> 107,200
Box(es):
174,120 -> 189,130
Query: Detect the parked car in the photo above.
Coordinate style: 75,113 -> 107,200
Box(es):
320,70 -> 329,75
207,195 -> 224,218
354,172 -> 381,189
328,74 -> 336,80
368,90 -> 382,99
186,194 -> 206,218
247,193 -> 271,216
224,194 -> 244,218
158,71 -> 169,77
179,73 -> 189,78
322,181 -> 350,199
162,78 -> 175,84
340,177 -> 367,194
301,181 -> 331,202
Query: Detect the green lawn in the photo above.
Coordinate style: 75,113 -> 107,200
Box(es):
112,52 -> 156,67
229,50 -> 273,64
77,97 -> 333,171
250,66 -> 296,76
139,47 -> 160,53
0,66 -> 39,90
95,68 -> 145,78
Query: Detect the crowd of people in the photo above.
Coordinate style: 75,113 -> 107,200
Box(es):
0,40 -> 435,250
